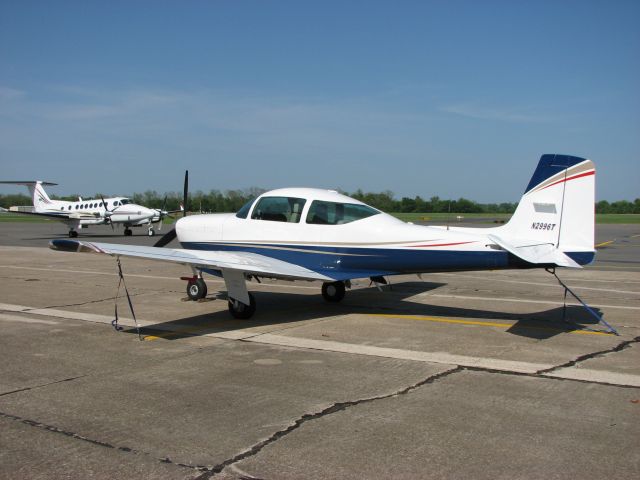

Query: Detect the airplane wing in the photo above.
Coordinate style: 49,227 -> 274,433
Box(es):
5,208 -> 101,220
49,239 -> 335,282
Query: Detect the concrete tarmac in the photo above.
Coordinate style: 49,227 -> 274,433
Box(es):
0,221 -> 639,479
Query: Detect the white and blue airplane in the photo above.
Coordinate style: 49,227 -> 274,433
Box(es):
0,181 -> 176,237
50,154 -> 596,320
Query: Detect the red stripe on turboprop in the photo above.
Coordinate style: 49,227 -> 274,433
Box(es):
413,241 -> 474,248
540,170 -> 594,191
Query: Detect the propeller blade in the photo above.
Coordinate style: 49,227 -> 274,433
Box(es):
153,228 -> 176,247
99,195 -> 114,230
155,170 -> 187,248
159,195 -> 169,231
183,170 -> 189,217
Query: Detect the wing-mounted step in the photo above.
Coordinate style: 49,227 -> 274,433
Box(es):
488,234 -> 581,269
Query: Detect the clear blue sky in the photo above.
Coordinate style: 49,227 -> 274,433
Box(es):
1,0 -> 638,202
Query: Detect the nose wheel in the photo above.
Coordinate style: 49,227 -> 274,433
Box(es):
124,228 -> 133,236
186,278 -> 208,300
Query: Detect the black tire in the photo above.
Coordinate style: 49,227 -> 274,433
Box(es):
148,229 -> 155,236
228,293 -> 256,319
124,229 -> 133,236
322,281 -> 345,302
187,278 -> 207,300
69,230 -> 78,238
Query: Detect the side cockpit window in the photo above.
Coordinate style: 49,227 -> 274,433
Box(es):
306,200 -> 379,225
251,196 -> 306,223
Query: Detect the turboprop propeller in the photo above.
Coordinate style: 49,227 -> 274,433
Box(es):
99,195 -> 115,230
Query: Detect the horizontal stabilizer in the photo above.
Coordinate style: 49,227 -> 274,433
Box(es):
0,181 -> 58,186
488,234 -> 581,269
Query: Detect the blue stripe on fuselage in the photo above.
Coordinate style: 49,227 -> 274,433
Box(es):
181,241 -> 511,279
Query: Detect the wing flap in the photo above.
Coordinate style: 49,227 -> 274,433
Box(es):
49,239 -> 333,281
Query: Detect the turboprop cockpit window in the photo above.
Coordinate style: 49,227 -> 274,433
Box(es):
120,199 -> 131,205
251,196 -> 306,223
306,200 -> 379,225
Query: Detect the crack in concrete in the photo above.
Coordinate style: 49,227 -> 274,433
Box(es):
0,410 -> 210,474
0,375 -> 88,397
535,335 -> 640,375
195,366 -> 464,479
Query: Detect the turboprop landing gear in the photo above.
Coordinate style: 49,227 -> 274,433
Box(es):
147,227 -> 155,236
186,277 -> 208,300
68,230 -> 78,238
322,281 -> 346,302
228,293 -> 256,319
124,228 -> 133,236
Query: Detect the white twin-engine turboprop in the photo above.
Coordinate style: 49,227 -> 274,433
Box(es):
0,181 -> 176,237
50,154 -> 597,320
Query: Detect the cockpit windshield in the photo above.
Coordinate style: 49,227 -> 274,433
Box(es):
119,198 -> 131,205
236,198 -> 255,219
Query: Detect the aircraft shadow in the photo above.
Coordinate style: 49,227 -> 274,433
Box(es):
121,280 -> 606,341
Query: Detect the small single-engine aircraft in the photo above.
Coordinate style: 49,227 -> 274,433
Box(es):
50,154 -> 597,320
0,180 -> 178,237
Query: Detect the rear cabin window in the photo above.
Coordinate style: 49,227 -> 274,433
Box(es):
251,196 -> 306,223
306,200 -> 379,225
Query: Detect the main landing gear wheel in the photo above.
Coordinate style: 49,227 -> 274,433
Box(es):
228,293 -> 256,319
322,281 -> 346,302
68,230 -> 78,238
124,228 -> 133,236
187,278 -> 208,300
147,228 -> 155,237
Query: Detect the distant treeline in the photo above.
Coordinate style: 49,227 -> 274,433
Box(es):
1,191 -> 639,214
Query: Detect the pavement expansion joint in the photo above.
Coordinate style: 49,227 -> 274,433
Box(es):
535,335 -> 640,375
0,375 -> 88,397
195,366 -> 465,479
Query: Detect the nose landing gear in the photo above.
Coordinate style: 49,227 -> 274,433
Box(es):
184,277 -> 208,301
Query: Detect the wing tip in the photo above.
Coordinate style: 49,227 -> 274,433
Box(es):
49,239 -> 103,254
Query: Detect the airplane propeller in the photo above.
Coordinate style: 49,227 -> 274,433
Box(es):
154,170 -> 188,248
99,195 -> 115,230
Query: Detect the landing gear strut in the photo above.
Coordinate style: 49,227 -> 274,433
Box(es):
322,281 -> 346,302
186,278 -> 208,300
228,293 -> 256,319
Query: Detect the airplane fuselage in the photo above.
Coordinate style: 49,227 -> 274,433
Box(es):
37,197 -> 158,227
174,188 -> 518,279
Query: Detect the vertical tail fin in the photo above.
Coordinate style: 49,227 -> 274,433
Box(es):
29,181 -> 55,212
501,154 -> 595,265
